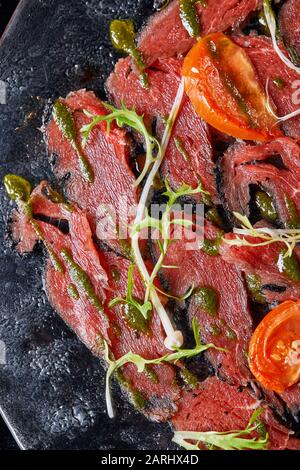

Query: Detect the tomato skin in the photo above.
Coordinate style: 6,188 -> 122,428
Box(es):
182,32 -> 282,142
249,301 -> 300,393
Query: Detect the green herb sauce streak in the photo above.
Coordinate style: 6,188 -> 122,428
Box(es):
60,248 -> 105,315
3,174 -> 31,203
179,0 -> 205,38
245,273 -> 265,304
272,76 -> 286,89
279,250 -> 300,282
284,195 -> 300,229
255,191 -> 278,223
180,368 -> 198,389
194,286 -> 218,316
122,302 -> 150,334
144,365 -> 159,384
116,371 -> 147,410
52,101 -> 94,183
110,20 -> 148,88
174,137 -> 191,162
3,175 -> 64,273
67,283 -> 80,301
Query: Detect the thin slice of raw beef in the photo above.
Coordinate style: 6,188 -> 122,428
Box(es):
220,138 -> 300,228
172,376 -> 300,450
11,182 -> 181,421
138,0 -> 261,66
47,89 -> 137,256
234,35 -> 300,140
107,57 -> 217,203
279,0 -> 300,58
152,219 -> 253,385
220,233 -> 300,303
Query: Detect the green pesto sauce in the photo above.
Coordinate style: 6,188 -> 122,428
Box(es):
179,0 -> 204,38
284,195 -> 300,229
116,371 -> 147,411
201,238 -> 220,256
255,191 -> 278,223
3,174 -> 31,203
29,218 -> 64,273
122,302 -> 150,334
219,319 -> 237,342
225,326 -> 237,341
111,268 -> 121,282
144,365 -> 159,384
180,368 -> 198,389
206,207 -> 223,228
174,137 -> 191,162
285,40 -> 300,67
194,286 -> 218,316
109,20 -> 148,88
52,101 -> 94,183
3,177 -> 64,273
210,323 -> 222,337
272,76 -> 286,90
43,186 -> 73,212
60,248 -> 105,315
201,231 -> 223,256
278,250 -> 300,282
67,283 -> 80,300
245,273 -> 266,304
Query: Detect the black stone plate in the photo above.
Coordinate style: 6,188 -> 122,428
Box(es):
0,0 -> 175,450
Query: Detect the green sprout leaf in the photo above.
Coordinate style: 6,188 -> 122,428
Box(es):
173,408 -> 269,450
104,318 -> 224,418
109,264 -> 153,320
223,212 -> 300,258
81,101 -> 160,186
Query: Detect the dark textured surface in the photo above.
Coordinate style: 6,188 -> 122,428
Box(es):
0,0 -> 175,450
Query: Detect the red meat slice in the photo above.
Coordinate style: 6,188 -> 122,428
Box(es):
47,89 -> 137,256
220,233 -> 300,303
12,182 -> 181,421
107,57 -> 217,202
279,0 -> 300,57
172,376 -> 300,450
152,220 -> 253,385
221,137 -> 300,227
235,35 -> 300,140
138,0 -> 261,66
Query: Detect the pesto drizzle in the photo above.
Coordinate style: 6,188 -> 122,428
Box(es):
179,0 -> 206,38
284,195 -> 300,229
278,249 -> 300,282
60,248 -> 106,316
255,191 -> 278,223
52,101 -> 94,183
194,286 -> 219,316
3,174 -> 64,273
110,20 -> 148,88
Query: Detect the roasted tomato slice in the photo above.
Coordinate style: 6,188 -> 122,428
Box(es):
182,32 -> 282,141
249,301 -> 300,393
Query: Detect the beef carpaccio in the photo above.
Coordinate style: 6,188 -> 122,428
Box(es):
4,0 -> 300,451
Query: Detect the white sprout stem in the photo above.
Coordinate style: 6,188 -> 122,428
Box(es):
263,0 -> 300,75
131,79 -> 185,351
